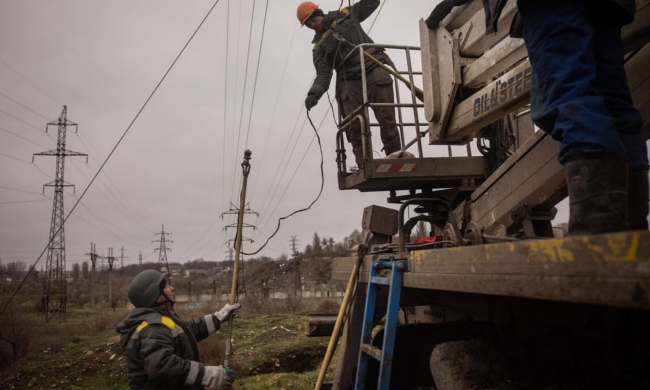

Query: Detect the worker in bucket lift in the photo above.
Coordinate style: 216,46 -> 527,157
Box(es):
116,269 -> 241,390
298,0 -> 402,171
427,0 -> 649,235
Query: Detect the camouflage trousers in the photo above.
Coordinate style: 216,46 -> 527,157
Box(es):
336,66 -> 402,168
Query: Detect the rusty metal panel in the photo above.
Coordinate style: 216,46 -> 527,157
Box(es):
406,231 -> 650,308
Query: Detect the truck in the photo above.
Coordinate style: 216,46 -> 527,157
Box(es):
324,1 -> 650,389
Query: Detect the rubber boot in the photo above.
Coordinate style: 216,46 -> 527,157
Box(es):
565,156 -> 629,236
628,171 -> 649,230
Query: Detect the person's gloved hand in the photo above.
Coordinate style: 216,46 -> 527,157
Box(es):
425,0 -> 471,29
202,366 -> 237,390
215,302 -> 241,322
305,95 -> 318,110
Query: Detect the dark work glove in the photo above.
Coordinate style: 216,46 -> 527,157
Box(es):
305,95 -> 318,110
426,0 -> 471,29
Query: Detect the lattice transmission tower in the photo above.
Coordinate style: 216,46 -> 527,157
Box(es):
153,225 -> 172,283
34,106 -> 87,322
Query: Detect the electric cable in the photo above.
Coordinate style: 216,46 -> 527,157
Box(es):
251,0 -> 388,247
257,105 -> 329,234
0,57 -> 63,108
249,21 -> 299,200
74,133 -> 155,232
229,0 -> 258,206
0,0 -> 223,318
0,90 -> 52,121
0,125 -> 50,149
0,107 -> 47,133
243,0 -> 270,151
0,185 -> 45,196
0,152 -> 32,164
221,0 -> 231,240
242,109 -> 324,256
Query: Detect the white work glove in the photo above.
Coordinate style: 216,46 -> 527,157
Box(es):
201,365 -> 236,390
215,302 -> 241,323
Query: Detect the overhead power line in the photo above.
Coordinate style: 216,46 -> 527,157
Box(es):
0,125 -> 50,149
0,90 -> 52,121
0,57 -> 63,108
0,107 -> 48,133
243,0 -> 270,150
249,21 -> 299,201
0,0 -> 224,318
229,0 -> 258,206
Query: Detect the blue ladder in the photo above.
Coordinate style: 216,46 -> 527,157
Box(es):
354,259 -> 408,390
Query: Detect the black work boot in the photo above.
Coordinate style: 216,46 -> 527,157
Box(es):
565,156 -> 629,236
628,171 -> 649,230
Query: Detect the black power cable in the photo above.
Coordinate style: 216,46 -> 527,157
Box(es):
242,109 -> 324,256
0,0 -> 223,318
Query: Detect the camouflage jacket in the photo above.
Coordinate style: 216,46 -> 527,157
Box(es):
308,0 -> 384,100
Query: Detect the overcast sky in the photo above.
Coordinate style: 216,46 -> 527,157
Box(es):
0,0 -> 457,271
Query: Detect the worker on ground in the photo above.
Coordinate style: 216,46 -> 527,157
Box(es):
427,0 -> 649,235
116,269 -> 241,390
298,0 -> 402,170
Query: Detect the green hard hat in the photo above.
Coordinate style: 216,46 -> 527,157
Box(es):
128,269 -> 167,308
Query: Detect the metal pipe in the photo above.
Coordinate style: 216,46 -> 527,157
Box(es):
360,46 -> 372,168
363,52 -> 424,102
224,149 -> 252,368
405,48 -> 424,158
393,77 -> 406,147
401,129 -> 430,152
368,103 -> 425,108
370,122 -> 429,127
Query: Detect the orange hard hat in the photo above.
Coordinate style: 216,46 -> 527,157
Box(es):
297,2 -> 319,26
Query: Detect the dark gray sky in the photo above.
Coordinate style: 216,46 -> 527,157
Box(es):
0,0 -> 454,270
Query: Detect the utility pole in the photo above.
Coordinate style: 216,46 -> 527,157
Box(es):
293,251 -> 302,298
120,246 -> 128,275
153,225 -> 172,283
224,150 -> 252,368
34,106 -> 87,322
188,281 -> 192,302
222,202 -> 258,298
86,243 -> 100,307
139,250 -> 142,271
225,238 -> 253,296
106,247 -> 116,307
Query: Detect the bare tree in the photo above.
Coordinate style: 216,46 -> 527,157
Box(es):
72,263 -> 80,281
4,262 -> 26,278
0,307 -> 31,370
82,261 -> 89,280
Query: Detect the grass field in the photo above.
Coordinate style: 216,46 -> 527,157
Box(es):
0,308 -> 335,390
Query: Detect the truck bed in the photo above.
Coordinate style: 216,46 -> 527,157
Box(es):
332,230 -> 650,309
